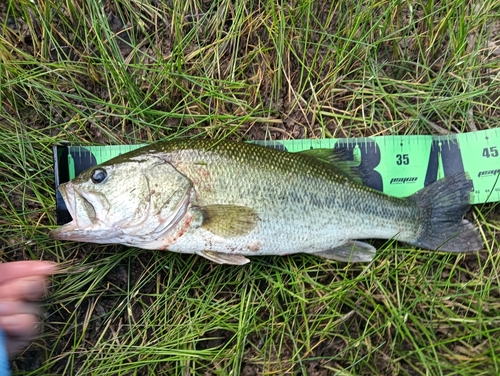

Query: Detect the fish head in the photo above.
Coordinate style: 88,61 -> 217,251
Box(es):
50,154 -> 193,247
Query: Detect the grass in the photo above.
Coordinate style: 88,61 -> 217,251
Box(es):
1,0 -> 499,374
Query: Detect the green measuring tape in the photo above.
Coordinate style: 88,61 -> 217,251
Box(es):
53,129 -> 499,224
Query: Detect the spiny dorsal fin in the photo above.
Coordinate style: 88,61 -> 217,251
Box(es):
197,204 -> 258,237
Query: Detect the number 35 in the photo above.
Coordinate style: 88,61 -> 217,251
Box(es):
396,154 -> 410,165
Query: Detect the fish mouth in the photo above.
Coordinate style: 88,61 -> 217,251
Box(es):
50,183 -> 117,242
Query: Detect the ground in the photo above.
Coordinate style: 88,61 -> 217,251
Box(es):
0,0 -> 499,375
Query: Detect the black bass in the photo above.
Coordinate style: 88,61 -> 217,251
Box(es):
50,139 -> 483,264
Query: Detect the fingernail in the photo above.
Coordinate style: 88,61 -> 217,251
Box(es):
34,262 -> 58,274
22,280 -> 46,301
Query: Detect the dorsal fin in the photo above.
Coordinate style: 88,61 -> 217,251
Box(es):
297,148 -> 368,184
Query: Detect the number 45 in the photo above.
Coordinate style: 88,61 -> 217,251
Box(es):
482,146 -> 499,158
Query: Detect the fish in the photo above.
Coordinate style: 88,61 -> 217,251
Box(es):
50,139 -> 483,265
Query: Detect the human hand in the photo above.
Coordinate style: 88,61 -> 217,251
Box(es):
0,261 -> 57,357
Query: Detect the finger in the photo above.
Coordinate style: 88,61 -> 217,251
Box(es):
0,261 -> 57,284
0,301 -> 41,317
0,313 -> 40,339
0,277 -> 49,301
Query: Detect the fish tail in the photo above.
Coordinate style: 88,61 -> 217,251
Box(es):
409,173 -> 483,252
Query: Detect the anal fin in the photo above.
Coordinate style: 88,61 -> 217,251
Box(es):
198,250 -> 250,265
313,241 -> 376,262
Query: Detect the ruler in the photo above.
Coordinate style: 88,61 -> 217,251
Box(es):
53,129 -> 500,224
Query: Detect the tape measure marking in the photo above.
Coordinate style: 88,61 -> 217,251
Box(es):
53,129 -> 500,217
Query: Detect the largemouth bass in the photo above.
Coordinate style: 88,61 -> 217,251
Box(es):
50,139 -> 483,264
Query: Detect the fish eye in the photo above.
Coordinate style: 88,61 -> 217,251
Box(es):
90,168 -> 107,184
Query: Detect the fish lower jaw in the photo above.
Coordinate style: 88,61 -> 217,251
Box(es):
49,221 -> 119,243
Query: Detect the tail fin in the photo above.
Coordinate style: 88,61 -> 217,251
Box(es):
410,173 -> 482,252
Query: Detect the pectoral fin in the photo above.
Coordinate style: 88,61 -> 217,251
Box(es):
313,241 -> 376,262
198,250 -> 250,265
196,204 -> 258,237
